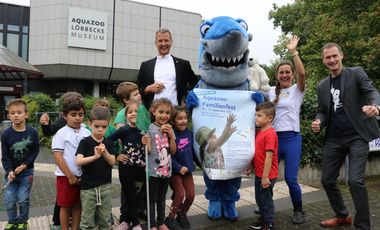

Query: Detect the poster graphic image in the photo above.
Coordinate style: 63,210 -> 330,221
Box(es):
192,88 -> 256,180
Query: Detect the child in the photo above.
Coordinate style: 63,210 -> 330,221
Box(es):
195,114 -> 237,169
164,106 -> 196,230
114,82 -> 142,129
85,98 -> 121,154
52,97 -> 90,230
108,101 -> 150,230
75,107 -> 116,230
249,102 -> 278,230
147,98 -> 177,230
1,99 -> 39,230
114,82 -> 145,225
39,91 -> 83,230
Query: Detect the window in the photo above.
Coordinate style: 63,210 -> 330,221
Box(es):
0,4 -> 4,30
21,34 -> 27,59
0,4 -> 29,60
7,5 -> 20,32
7,33 -> 19,54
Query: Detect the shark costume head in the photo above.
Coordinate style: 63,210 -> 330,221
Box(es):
198,16 -> 253,89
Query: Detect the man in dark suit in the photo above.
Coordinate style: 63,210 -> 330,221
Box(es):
137,28 -> 198,109
311,42 -> 380,230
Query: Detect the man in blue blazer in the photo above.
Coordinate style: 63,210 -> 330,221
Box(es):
137,28 -> 198,109
312,42 -> 380,230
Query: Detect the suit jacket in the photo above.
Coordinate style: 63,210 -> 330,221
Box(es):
136,55 -> 199,109
316,67 -> 380,142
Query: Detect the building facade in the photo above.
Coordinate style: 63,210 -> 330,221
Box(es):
29,0 -> 201,97
0,0 -> 201,119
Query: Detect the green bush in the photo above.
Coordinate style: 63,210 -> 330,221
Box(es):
22,93 -> 55,146
22,93 -> 55,126
83,95 -> 122,115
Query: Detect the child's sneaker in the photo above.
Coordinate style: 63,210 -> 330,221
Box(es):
249,221 -> 262,229
261,223 -> 274,230
50,224 -> 62,230
176,214 -> 190,229
17,223 -> 28,230
3,223 -> 17,230
164,217 -> 176,230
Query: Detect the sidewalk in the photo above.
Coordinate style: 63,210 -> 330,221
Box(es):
1,148 -> 380,229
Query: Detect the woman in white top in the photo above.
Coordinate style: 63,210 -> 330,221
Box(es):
265,35 -> 306,224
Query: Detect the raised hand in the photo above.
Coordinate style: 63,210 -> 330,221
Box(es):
287,35 -> 300,54
40,113 -> 50,125
226,114 -> 237,125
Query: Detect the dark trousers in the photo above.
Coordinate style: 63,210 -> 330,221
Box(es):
118,167 -> 128,223
255,176 -> 276,225
149,177 -> 169,227
124,174 -> 145,226
321,135 -> 370,230
168,173 -> 195,218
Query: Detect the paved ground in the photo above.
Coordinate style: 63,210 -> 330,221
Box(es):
1,146 -> 380,229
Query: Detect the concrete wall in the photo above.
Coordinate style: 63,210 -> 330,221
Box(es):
278,152 -> 380,186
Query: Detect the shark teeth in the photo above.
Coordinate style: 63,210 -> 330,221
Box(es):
209,53 -> 245,68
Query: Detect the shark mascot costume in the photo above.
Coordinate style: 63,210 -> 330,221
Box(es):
187,16 -> 264,221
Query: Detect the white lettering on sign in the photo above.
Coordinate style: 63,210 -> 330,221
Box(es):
67,8 -> 108,50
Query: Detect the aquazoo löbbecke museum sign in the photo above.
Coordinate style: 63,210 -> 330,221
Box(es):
67,8 -> 108,50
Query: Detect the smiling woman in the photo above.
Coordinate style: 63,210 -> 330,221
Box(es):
264,35 -> 306,224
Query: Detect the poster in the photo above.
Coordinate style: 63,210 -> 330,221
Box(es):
192,88 -> 256,180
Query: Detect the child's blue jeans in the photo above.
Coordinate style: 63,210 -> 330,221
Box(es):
3,168 -> 33,224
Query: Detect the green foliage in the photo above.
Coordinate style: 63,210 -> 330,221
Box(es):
83,95 -> 123,116
266,0 -> 380,167
300,119 -> 324,167
22,93 -> 55,126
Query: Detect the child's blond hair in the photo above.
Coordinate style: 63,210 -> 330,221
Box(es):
94,98 -> 110,109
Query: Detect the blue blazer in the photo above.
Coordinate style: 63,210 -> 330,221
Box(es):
136,55 -> 199,109
316,67 -> 380,142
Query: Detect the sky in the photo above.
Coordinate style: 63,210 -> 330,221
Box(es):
3,0 -> 293,64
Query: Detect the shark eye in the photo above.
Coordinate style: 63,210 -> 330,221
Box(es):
200,24 -> 210,35
239,20 -> 248,31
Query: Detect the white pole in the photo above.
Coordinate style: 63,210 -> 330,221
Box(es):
145,144 -> 150,229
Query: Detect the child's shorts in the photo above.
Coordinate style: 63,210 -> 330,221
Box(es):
56,176 -> 81,207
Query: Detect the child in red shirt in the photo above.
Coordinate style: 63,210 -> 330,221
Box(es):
250,102 -> 278,230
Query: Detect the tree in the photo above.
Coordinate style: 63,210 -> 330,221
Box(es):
267,0 -> 380,166
270,0 -> 380,85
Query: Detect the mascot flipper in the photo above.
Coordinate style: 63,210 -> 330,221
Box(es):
188,16 -> 264,221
